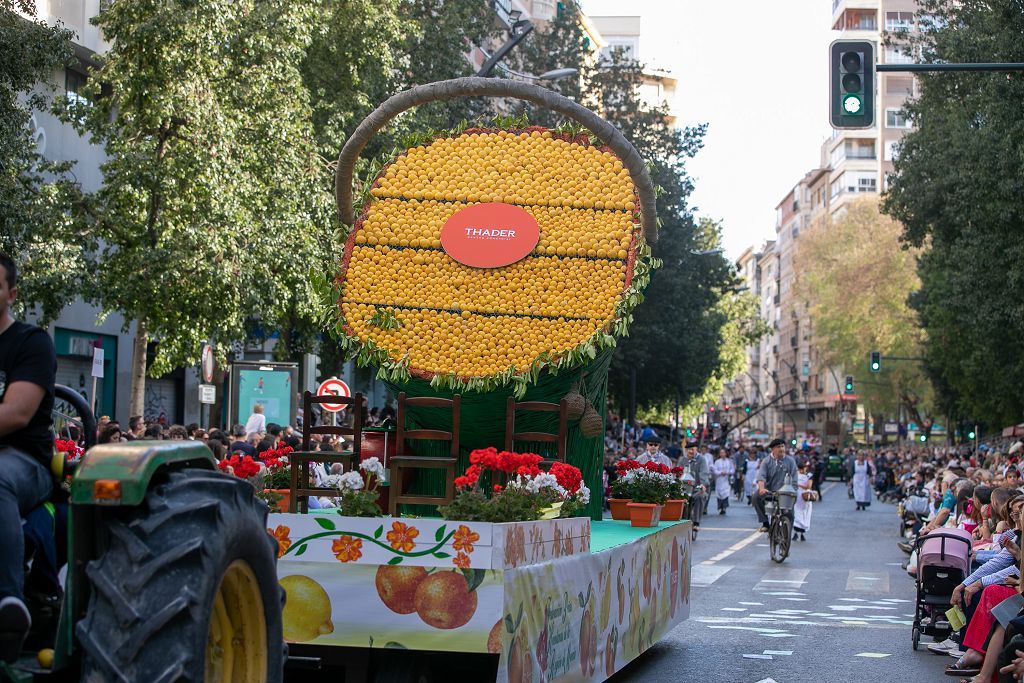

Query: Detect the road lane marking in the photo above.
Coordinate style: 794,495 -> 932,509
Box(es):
763,650 -> 793,656
854,652 -> 892,658
702,530 -> 764,564
822,482 -> 838,494
743,654 -> 774,660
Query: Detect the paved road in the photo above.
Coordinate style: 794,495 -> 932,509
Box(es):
609,481 -> 952,683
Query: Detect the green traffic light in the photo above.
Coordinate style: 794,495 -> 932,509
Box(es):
919,434 -> 927,442
841,93 -> 863,115
790,439 -> 797,446
745,407 -> 751,413
968,431 -> 976,439
870,362 -> 880,371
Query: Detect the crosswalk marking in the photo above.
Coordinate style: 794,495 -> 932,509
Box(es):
692,564 -> 734,587
845,570 -> 890,592
755,568 -> 809,591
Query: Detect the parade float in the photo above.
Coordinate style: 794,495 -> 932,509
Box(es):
270,77 -> 692,682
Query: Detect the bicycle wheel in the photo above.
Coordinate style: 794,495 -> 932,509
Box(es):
779,516 -> 793,561
769,517 -> 786,563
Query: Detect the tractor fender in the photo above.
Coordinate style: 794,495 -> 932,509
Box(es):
71,441 -> 215,506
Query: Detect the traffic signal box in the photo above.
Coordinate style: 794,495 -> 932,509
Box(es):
844,375 -> 855,393
830,40 -> 874,129
870,351 -> 881,373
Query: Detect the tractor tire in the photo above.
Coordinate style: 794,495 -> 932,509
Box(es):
77,468 -> 285,683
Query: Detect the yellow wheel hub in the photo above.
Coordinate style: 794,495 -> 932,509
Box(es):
205,560 -> 268,683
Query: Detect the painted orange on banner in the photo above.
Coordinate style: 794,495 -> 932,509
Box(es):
440,203 -> 540,268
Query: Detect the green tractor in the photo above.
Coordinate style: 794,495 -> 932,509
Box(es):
1,385 -> 284,682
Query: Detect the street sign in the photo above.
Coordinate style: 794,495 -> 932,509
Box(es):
199,384 -> 216,404
317,378 -> 351,413
91,346 -> 104,378
201,344 -> 215,383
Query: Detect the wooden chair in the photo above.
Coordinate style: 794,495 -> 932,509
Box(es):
289,390 -> 363,513
388,393 -> 461,516
504,397 -> 568,464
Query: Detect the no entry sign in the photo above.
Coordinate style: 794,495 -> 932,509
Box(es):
317,378 -> 351,412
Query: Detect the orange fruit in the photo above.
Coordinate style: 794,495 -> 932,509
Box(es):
413,571 -> 478,629
375,565 -> 427,615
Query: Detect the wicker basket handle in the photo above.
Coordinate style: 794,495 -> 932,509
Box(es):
335,77 -> 659,241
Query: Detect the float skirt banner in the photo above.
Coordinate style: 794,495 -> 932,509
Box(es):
497,522 -> 691,683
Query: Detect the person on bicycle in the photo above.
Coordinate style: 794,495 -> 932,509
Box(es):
0,253 -> 57,663
753,438 -> 798,533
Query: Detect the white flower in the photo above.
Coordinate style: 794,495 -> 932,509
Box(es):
576,482 -> 591,505
359,457 -> 385,478
337,471 -> 365,492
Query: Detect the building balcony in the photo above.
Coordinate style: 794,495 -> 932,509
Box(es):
832,0 -> 879,25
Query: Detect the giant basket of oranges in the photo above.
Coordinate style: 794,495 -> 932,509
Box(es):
330,77 -> 659,394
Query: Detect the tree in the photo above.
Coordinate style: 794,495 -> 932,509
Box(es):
794,197 -> 933,428
67,0 -> 331,417
0,0 -> 86,323
571,48 -> 752,419
881,0 -> 1024,428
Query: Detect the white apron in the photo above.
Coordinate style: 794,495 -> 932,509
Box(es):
853,460 -> 873,504
713,459 -> 735,500
794,472 -> 813,531
743,459 -> 759,497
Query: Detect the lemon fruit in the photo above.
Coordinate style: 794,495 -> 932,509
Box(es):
340,127 -> 641,380
37,648 -> 54,669
280,575 -> 334,642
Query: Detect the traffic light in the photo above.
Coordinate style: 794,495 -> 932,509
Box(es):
723,404 -> 730,413
830,40 -> 874,129
708,405 -> 715,412
967,430 -> 976,440
844,375 -> 854,393
790,438 -> 797,446
919,434 -> 928,443
744,406 -> 751,414
870,351 -> 881,373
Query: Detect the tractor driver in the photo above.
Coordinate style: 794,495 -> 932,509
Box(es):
0,253 -> 57,663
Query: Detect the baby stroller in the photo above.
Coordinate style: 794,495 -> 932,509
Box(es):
911,529 -> 972,650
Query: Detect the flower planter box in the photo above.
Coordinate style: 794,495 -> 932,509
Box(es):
661,499 -> 685,521
608,498 -> 632,520
267,513 -> 589,570
626,503 -> 662,528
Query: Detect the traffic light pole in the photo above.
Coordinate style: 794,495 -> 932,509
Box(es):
876,63 -> 1024,73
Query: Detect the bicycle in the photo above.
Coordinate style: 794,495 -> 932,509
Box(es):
765,492 -> 794,563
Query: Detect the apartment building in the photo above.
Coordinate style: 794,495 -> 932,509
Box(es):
587,15 -> 681,126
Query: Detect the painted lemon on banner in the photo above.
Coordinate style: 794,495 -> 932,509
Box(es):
280,575 -> 334,642
414,571 -> 478,629
375,565 -> 428,615
339,127 -> 645,380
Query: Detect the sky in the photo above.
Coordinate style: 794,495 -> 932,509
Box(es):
581,0 -> 836,259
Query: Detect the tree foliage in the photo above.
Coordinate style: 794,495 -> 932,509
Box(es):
0,0 -> 85,323
881,0 -> 1024,428
67,0 -> 332,413
794,197 -> 932,423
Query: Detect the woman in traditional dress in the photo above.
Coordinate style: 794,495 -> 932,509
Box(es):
853,450 -> 875,511
743,450 -> 760,505
793,459 -> 815,541
712,449 -> 736,515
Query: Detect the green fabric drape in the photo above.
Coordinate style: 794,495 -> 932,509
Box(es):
382,350 -> 612,520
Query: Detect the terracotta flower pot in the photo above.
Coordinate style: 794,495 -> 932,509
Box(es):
627,502 -> 662,528
609,498 -> 632,521
661,499 -> 685,521
270,488 -> 291,513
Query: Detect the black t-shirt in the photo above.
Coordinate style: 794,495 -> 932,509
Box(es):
0,321 -> 56,465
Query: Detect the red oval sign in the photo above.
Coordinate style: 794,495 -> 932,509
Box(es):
440,203 -> 540,268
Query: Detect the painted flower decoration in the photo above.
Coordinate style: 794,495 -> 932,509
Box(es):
453,552 -> 471,569
332,535 -> 363,563
386,521 -> 419,552
452,525 -> 480,554
269,525 -> 291,558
